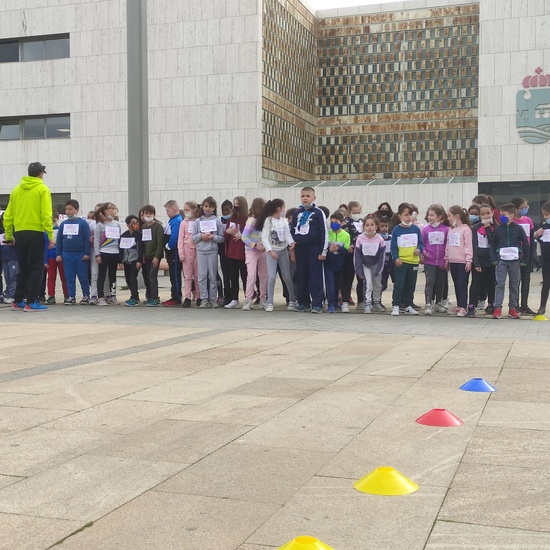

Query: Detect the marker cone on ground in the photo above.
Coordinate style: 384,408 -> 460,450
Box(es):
533,315 -> 549,321
459,378 -> 496,392
279,535 -> 335,550
416,408 -> 464,427
354,466 -> 419,496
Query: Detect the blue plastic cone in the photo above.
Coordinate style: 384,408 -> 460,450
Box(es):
459,378 -> 496,392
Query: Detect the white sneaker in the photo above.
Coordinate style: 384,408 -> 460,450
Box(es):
211,301 -> 219,308
436,304 -> 447,313
424,305 -> 433,316
242,300 -> 252,311
260,301 -> 268,310
265,304 -> 274,312
391,305 -> 400,316
341,302 -> 349,313
477,300 -> 486,310
224,300 -> 239,309
364,305 -> 372,314
356,302 -> 364,311
97,298 -> 108,306
198,300 -> 208,308
441,299 -> 451,310
287,301 -> 295,311
404,306 -> 419,315
3,297 -> 14,304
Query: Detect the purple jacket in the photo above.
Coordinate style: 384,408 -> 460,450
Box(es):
421,223 -> 449,269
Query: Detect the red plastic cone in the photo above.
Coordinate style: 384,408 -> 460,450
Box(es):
415,408 -> 463,427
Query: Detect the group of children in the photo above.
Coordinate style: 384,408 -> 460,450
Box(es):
2,189 -> 549,319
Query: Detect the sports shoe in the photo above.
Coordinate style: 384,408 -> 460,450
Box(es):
242,300 -> 252,311
260,301 -> 268,310
447,306 -> 461,315
182,298 -> 191,308
211,300 -> 219,308
485,305 -> 495,315
436,304 -> 447,313
89,296 -> 98,305
364,305 -> 372,314
311,306 -> 322,314
4,297 -> 14,304
372,303 -> 385,312
199,300 -> 208,308
440,299 -> 450,310
146,298 -> 160,307
536,307 -> 546,316
295,304 -> 306,312
287,301 -> 296,311
411,303 -> 421,310
465,307 -> 476,318
391,305 -> 400,316
519,307 -> 536,316
265,304 -> 274,312
355,301 -> 364,311
456,307 -> 467,317
11,300 -> 25,311
477,300 -> 486,310
341,302 -> 350,313
64,297 -> 76,305
125,298 -> 139,307
424,305 -> 433,316
97,297 -> 109,306
327,305 -> 335,313
492,307 -> 502,319
46,296 -> 56,305
162,299 -> 180,307
24,301 -> 47,312
508,308 -> 521,319
377,303 -> 387,311
80,296 -> 90,305
197,299 -> 203,307
348,298 -> 355,306
404,306 -> 419,315
224,300 -> 239,309
109,297 -> 120,305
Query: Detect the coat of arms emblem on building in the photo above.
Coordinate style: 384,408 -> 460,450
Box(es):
517,68 -> 550,144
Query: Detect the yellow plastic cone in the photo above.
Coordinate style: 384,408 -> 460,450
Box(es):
279,536 -> 335,550
533,315 -> 549,321
354,466 -> 419,496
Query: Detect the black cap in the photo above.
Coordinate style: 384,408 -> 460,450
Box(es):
28,162 -> 46,177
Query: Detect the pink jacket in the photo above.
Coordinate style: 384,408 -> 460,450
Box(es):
177,218 -> 196,260
445,224 -> 473,264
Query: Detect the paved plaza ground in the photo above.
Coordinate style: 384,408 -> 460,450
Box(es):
0,273 -> 549,549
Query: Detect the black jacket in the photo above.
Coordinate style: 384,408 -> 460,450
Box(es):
490,221 -> 530,264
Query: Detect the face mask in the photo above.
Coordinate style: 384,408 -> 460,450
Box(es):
204,211 -> 213,217
431,221 -> 440,228
379,232 -> 388,238
546,218 -> 550,224
221,214 -> 231,221
519,207 -> 529,216
351,213 -> 362,221
69,215 -> 78,220
482,217 -> 493,224
401,220 -> 412,227
500,215 -> 509,224
184,212 -> 193,219
144,216 -> 153,223
364,229 -> 375,236
469,215 -> 480,223
330,222 -> 340,232
301,202 -> 313,210
233,207 -> 239,213
106,214 -> 114,221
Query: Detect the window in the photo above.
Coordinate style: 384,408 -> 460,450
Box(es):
0,34 -> 69,63
0,115 -> 70,141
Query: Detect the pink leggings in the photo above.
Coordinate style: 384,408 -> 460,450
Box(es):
182,251 -> 199,299
245,249 -> 267,301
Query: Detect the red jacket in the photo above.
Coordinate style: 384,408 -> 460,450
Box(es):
224,215 -> 247,260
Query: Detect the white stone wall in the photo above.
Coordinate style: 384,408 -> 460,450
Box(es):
0,0 -> 128,212
147,0 -> 263,209
478,0 -> 550,182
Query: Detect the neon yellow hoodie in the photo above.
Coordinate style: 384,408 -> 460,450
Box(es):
3,176 -> 53,240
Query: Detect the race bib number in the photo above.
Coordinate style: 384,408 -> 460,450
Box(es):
448,232 -> 461,247
397,234 -> 418,248
362,243 -> 379,256
200,219 -> 217,233
477,233 -> 489,249
428,231 -> 445,245
142,228 -> 152,241
500,247 -> 519,260
119,237 -> 136,249
63,224 -> 79,236
105,226 -> 120,239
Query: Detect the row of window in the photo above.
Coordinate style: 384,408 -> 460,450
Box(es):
0,34 -> 69,63
0,115 -> 70,140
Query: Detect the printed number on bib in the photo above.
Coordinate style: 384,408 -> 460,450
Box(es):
63,224 -> 79,236
142,228 -> 152,241
448,232 -> 461,247
105,226 -> 120,239
428,231 -> 445,245
119,237 -> 135,249
500,247 -> 519,260
362,242 -> 379,256
397,234 -> 417,248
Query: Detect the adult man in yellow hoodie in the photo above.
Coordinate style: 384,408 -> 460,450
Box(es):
4,162 -> 54,311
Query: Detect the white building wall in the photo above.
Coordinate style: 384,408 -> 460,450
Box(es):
0,0 -> 128,212
147,0 -> 263,209
478,0 -> 550,182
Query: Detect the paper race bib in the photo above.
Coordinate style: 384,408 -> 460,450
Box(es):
105,226 -> 120,239
477,233 -> 489,248
53,229 -> 58,241
428,231 -> 445,245
448,232 -> 461,247
362,242 -> 379,256
297,223 -> 310,235
397,234 -> 418,248
353,222 -> 363,233
500,247 -> 519,260
63,224 -> 79,236
141,228 -> 152,241
119,237 -> 136,249
200,219 -> 217,233
384,240 -> 391,253
519,223 -> 530,237
541,229 -> 550,242
276,228 -> 285,241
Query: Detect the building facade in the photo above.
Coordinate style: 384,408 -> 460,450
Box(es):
0,0 -> 547,220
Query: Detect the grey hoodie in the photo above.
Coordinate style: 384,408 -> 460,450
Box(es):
192,215 -> 225,253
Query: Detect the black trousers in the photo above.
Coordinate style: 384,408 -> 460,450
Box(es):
97,253 -> 118,298
219,252 -> 231,300
124,262 -> 140,301
519,262 -> 532,308
468,266 -> 495,307
540,259 -> 550,309
14,230 -> 45,304
227,257 -> 247,301
165,249 -> 181,302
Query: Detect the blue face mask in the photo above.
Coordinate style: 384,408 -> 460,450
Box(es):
379,232 -> 389,238
500,215 -> 509,225
469,215 -> 480,223
221,214 -> 231,221
519,207 -> 529,216
301,202 -> 313,210
546,218 -> 550,224
330,222 -> 340,232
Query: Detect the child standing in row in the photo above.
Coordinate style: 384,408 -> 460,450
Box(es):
140,205 -> 164,307
534,201 -> 550,316
45,210 -> 68,304
354,215 -> 386,313
340,201 -> 363,312
94,203 -> 121,306
445,206 -> 473,317
378,216 -> 392,307
325,211 -> 350,313
224,196 -> 248,309
178,201 -> 200,308
120,215 -> 141,307
162,200 -> 183,307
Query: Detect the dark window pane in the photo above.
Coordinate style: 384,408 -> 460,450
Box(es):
21,40 -> 44,61
23,118 -> 45,139
46,115 -> 70,138
0,121 -> 19,140
45,37 -> 69,60
0,41 -> 19,63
